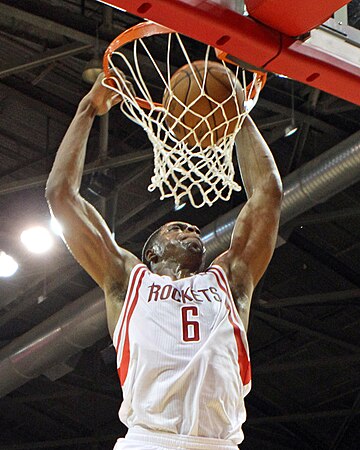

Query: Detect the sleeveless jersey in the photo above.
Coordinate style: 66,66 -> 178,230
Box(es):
112,264 -> 251,445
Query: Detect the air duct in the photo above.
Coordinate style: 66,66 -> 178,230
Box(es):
202,130 -> 360,262
0,130 -> 359,398
0,288 -> 106,397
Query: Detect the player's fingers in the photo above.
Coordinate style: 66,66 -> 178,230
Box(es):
95,71 -> 106,83
111,93 -> 122,106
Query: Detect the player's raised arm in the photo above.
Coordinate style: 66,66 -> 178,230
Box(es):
45,73 -> 140,335
214,116 -> 283,329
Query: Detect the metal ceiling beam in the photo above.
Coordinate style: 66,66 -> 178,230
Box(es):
319,98 -> 359,114
259,98 -> 347,137
253,310 -> 360,352
119,200 -> 174,242
0,150 -> 153,196
0,43 -> 92,79
243,436 -> 299,450
290,207 -> 360,226
0,3 -> 100,46
289,230 -> 360,287
3,75 -> 82,117
313,386 -> 360,410
0,83 -> 70,124
3,400 -> 81,441
330,391 -> 360,449
116,198 -> 155,227
254,353 -> 360,374
248,408 -> 360,424
287,121 -> 311,172
244,423 -> 308,450
255,114 -> 288,129
1,389 -> 83,403
265,122 -> 293,145
0,262 -> 82,322
0,124 -> 51,156
259,289 -> 360,308
249,391 -> 323,449
55,379 -> 119,401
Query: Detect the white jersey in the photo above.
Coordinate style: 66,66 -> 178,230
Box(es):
112,263 -> 251,445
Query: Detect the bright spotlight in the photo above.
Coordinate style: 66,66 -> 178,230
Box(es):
21,226 -> 54,254
0,251 -> 18,277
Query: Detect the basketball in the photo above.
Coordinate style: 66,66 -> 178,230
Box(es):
163,60 -> 244,148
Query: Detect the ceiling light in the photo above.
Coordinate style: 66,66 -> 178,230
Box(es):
21,226 -> 54,254
174,202 -> 186,211
0,251 -> 18,277
284,123 -> 298,137
285,81 -> 298,137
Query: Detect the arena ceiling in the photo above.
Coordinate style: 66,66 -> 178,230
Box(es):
0,1 -> 359,449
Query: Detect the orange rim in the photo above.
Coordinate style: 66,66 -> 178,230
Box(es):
103,21 -> 267,109
215,49 -> 267,99
103,22 -> 174,109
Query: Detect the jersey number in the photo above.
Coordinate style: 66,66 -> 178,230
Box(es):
181,306 -> 200,342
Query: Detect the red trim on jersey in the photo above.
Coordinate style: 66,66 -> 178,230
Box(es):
208,266 -> 251,386
208,267 -> 230,297
115,265 -> 145,354
118,268 -> 146,385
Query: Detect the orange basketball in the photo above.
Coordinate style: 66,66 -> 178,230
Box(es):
163,60 -> 244,148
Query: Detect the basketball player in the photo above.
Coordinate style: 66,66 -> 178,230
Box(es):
46,72 -> 282,450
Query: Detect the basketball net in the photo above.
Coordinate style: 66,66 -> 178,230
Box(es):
103,22 -> 266,208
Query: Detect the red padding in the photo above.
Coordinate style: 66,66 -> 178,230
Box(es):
102,0 -> 280,68
265,36 -> 360,105
101,0 -> 360,105
246,0 -> 351,36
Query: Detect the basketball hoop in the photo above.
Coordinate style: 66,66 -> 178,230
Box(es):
103,21 -> 266,208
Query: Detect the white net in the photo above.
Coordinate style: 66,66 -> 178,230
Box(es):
103,27 -> 263,208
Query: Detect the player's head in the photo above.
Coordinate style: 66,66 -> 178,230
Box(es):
142,221 -> 206,271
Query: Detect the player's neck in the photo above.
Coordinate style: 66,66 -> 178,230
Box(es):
152,260 -> 199,280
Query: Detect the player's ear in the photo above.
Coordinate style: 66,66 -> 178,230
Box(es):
145,248 -> 158,264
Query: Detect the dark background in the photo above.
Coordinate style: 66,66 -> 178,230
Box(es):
0,1 -> 360,449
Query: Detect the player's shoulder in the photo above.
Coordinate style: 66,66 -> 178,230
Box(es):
104,254 -> 143,296
211,252 -> 253,296
208,253 -> 231,277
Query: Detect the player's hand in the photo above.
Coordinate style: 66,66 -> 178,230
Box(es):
84,71 -> 134,117
104,70 -> 136,99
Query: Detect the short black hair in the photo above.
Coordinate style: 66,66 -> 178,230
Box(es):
141,226 -> 163,267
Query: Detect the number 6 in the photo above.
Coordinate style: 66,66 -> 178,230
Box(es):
181,306 -> 200,342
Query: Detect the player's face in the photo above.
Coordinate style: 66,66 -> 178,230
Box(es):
159,221 -> 205,257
